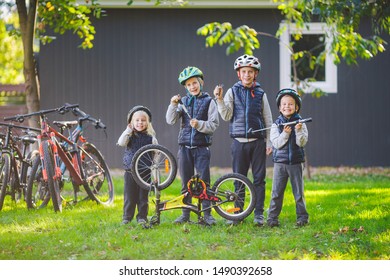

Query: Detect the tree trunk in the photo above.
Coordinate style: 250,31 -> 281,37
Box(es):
16,0 -> 40,129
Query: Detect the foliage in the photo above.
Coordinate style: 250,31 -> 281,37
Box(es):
197,22 -> 260,56
0,11 -> 24,83
198,0 -> 389,65
0,172 -> 389,260
197,0 -> 389,97
34,0 -> 103,49
277,0 -> 389,65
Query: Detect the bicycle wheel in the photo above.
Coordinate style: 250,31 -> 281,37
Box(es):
211,173 -> 256,221
26,153 -> 51,209
0,153 -> 11,211
81,143 -> 114,205
131,144 -> 177,191
42,141 -> 62,212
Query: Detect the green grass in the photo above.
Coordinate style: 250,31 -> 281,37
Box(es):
0,172 -> 389,260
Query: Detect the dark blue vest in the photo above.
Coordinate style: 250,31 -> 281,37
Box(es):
272,113 -> 305,164
178,93 -> 213,147
229,81 -> 266,139
123,132 -> 153,169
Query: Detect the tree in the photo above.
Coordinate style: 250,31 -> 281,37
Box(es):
0,11 -> 24,84
197,0 -> 389,94
3,0 -> 182,127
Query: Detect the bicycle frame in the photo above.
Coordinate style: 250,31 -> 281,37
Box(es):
149,176 -> 226,226
37,115 -> 106,190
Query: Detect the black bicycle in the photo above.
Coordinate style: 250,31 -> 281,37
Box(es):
0,122 -> 40,210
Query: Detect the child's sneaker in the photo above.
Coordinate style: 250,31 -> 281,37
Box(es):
254,215 -> 264,226
174,215 -> 190,224
204,214 -> 216,226
296,220 -> 308,227
267,220 -> 280,227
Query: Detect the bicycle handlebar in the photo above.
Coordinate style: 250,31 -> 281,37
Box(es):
3,103 -> 79,123
71,107 -> 106,130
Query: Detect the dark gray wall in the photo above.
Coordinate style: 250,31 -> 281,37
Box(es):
39,8 -> 390,168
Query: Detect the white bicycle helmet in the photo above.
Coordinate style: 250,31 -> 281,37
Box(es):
234,54 -> 261,71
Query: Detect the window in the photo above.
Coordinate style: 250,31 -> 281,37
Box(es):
279,22 -> 338,93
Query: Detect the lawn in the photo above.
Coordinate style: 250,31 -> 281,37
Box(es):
0,167 -> 389,260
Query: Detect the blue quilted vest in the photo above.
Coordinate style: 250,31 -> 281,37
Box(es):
229,81 -> 266,139
272,113 -> 305,164
123,132 -> 153,169
178,92 -> 213,147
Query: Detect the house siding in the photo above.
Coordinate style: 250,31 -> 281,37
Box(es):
39,8 -> 390,168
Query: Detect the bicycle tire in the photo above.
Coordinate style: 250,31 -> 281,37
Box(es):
0,153 -> 11,211
81,143 -> 114,205
130,144 -> 177,191
26,153 -> 51,209
42,141 -> 62,212
211,173 -> 256,221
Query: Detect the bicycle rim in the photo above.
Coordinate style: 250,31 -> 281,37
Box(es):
81,143 -> 114,205
131,144 -> 177,191
211,173 -> 256,221
42,141 -> 62,212
0,153 -> 11,211
26,154 -> 51,209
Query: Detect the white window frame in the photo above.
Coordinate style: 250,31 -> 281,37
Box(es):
279,22 -> 338,93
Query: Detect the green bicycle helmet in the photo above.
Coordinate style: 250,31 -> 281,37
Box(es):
276,88 -> 302,113
127,105 -> 152,123
234,54 -> 261,71
178,66 -> 204,85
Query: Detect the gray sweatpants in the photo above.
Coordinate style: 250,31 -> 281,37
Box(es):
267,162 -> 309,223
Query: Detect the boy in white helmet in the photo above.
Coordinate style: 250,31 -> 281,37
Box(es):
214,54 -> 273,226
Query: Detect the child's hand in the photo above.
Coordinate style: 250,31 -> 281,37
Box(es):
171,94 -> 181,104
213,85 -> 224,101
127,123 -> 133,130
283,125 -> 292,134
190,118 -> 198,129
295,123 -> 302,131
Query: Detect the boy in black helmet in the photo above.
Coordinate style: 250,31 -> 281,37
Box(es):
117,106 -> 157,225
166,66 -> 219,226
267,88 -> 309,227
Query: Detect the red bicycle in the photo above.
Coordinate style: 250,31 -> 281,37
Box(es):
4,104 -> 114,212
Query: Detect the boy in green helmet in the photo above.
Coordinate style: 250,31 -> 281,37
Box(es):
166,66 -> 219,226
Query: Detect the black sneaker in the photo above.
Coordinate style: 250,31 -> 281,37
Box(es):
174,215 -> 190,224
267,220 -> 280,227
121,219 -> 130,225
254,215 -> 264,227
226,219 -> 240,226
204,215 -> 216,226
296,220 -> 308,227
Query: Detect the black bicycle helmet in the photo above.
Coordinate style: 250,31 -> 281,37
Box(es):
127,105 -> 152,123
276,88 -> 302,113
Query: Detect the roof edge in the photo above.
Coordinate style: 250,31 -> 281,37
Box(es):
89,0 -> 278,9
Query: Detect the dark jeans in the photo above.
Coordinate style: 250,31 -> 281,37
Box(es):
231,139 -> 266,217
177,145 -> 212,216
123,171 -> 149,222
